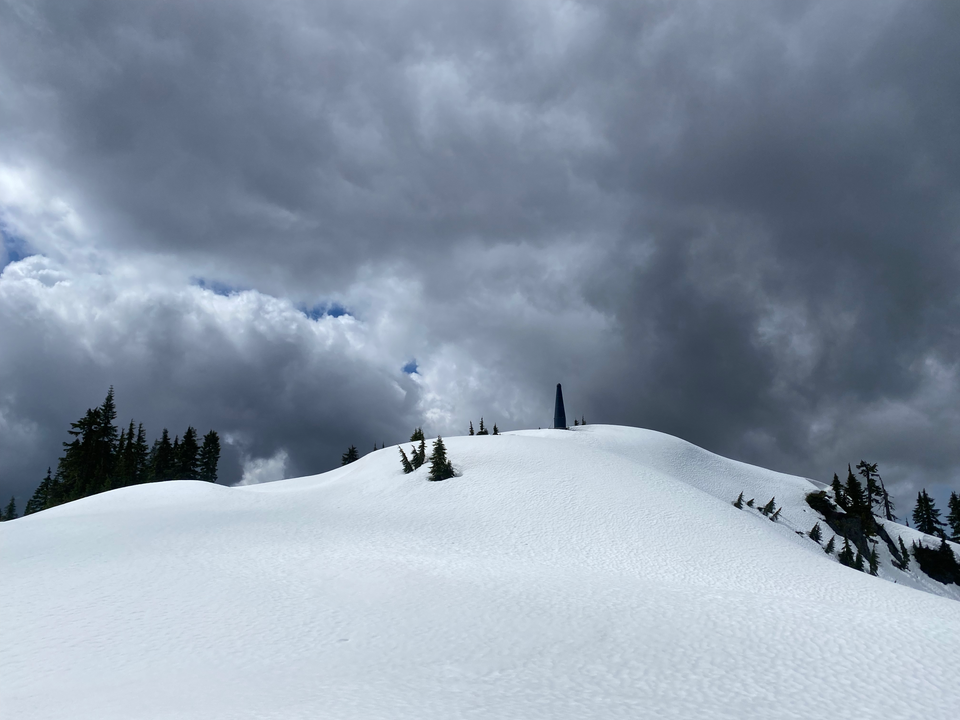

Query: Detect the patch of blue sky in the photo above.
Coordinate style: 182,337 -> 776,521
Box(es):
1,225 -> 34,271
402,360 -> 419,375
192,277 -> 244,297
300,302 -> 352,321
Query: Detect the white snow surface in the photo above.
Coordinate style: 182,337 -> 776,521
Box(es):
3,425 -> 960,719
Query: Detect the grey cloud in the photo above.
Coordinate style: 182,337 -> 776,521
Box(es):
2,1 -> 960,516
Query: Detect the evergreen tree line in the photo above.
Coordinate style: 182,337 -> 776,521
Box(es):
803,460 -> 960,584
15,388 -> 221,517
469,418 -> 499,435
397,427 -> 455,480
0,496 -> 17,522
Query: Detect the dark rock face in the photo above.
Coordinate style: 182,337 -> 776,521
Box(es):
806,491 -> 904,565
554,383 -> 566,429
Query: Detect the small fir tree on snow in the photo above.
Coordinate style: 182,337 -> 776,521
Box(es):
341,445 -> 359,465
897,536 -> 911,570
492,423 -> 499,435
427,436 -> 455,481
733,492 -> 745,509
746,498 -> 755,507
770,507 -> 782,522
476,418 -> 489,436
581,416 -> 586,425
469,421 -> 474,436
574,418 -> 579,426
410,427 -> 425,443
412,437 -> 427,469
760,497 -> 776,516
399,447 -> 414,474
809,522 -> 823,544
838,537 -> 856,567
854,547 -> 865,572
824,535 -> 836,555
868,545 -> 879,576
1,496 -> 16,521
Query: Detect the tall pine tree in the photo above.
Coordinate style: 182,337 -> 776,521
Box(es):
913,490 -> 946,536
198,431 -> 220,483
947,492 -> 960,543
150,429 -> 175,481
24,468 -> 55,515
178,426 -> 200,480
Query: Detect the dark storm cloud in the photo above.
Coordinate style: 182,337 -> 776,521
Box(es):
2,0 -> 960,514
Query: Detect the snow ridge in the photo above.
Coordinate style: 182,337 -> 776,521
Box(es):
3,425 -> 959,719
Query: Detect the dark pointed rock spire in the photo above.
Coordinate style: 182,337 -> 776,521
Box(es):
554,383 -> 567,429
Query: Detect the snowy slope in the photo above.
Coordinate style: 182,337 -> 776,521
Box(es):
3,425 -> 960,719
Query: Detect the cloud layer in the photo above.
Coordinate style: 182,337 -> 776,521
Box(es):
2,1 -> 960,513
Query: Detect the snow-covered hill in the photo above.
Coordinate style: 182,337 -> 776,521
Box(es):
3,425 -> 959,719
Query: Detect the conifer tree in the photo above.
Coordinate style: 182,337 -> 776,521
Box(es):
93,387 -> 119,490
746,498 -> 755,507
492,423 -> 499,435
947,492 -> 960,542
408,438 -> 426,469
770,507 -> 782,522
838,537 -> 856,567
897,536 -> 911,570
733,492 -> 744,509
150,429 -> 175,481
477,418 -> 489,435
427,436 -> 455,481
341,445 -> 359,465
399,447 -> 414,474
868,545 -> 879,576
760,497 -> 776,516
831,472 -> 845,508
469,421 -> 474,436
844,464 -> 877,536
111,427 -> 128,490
936,537 -> 960,579
581,416 -> 586,425
178,426 -> 200,480
410,427 -> 425,442
3,496 -> 17,521
854,547 -> 865,572
844,465 -> 867,515
809,522 -> 822,543
878,475 -> 896,522
824,535 -> 836,555
112,420 -> 143,489
25,468 -> 55,515
198,430 -> 220,483
856,461 -> 882,512
912,489 -> 946,536
574,418 -> 579,426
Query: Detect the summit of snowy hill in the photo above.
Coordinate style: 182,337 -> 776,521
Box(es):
4,425 -> 960,719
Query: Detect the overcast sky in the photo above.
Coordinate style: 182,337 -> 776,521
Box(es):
2,0 -> 959,515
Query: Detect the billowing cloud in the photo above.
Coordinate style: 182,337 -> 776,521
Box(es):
2,0 -> 960,513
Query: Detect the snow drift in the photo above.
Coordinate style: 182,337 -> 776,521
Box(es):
3,425 -> 959,719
